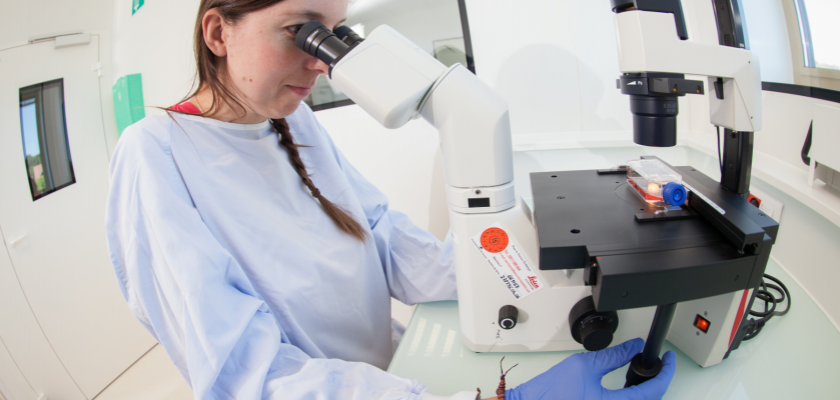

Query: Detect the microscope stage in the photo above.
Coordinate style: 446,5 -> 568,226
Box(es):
530,162 -> 778,311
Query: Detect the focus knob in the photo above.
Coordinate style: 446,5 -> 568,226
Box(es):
579,316 -> 614,351
499,305 -> 518,330
569,296 -> 619,351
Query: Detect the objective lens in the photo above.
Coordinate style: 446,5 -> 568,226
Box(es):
630,96 -> 678,147
295,20 -> 351,68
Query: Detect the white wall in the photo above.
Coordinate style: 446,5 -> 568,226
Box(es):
465,0 -> 659,149
111,0 -> 200,111
315,105 -> 450,241
0,0 -> 112,49
741,0 -> 795,84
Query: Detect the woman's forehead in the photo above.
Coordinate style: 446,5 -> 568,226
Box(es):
263,0 -> 348,25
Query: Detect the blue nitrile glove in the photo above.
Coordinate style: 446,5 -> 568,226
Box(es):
505,338 -> 676,400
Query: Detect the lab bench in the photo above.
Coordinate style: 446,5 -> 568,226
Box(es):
389,243 -> 839,399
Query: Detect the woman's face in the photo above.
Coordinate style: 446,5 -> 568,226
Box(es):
210,0 -> 348,119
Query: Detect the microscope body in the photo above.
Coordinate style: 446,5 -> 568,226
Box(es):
325,25 -> 656,354
298,0 -> 774,369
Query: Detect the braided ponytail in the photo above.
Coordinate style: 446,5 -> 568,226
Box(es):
271,118 -> 367,242
174,0 -> 365,241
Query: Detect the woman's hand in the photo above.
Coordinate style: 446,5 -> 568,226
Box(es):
495,338 -> 676,400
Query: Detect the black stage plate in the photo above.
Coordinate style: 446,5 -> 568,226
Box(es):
530,164 -> 777,311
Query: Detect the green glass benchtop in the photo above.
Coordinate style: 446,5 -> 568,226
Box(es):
388,259 -> 840,399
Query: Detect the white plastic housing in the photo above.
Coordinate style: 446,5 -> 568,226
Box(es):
420,65 -> 514,192
446,182 -> 515,214
331,25 -> 446,128
667,289 -> 753,367
809,104 -> 840,189
614,11 -> 762,132
451,199 -> 657,351
329,25 -> 515,213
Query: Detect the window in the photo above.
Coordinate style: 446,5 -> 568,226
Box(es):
793,0 -> 840,71
765,0 -> 840,90
19,79 -> 76,200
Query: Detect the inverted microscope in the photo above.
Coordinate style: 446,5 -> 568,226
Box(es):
295,0 -> 787,387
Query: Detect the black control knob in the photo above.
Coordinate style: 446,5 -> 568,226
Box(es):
498,305 -> 519,330
569,296 -> 619,351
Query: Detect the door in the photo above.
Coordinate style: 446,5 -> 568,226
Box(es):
0,35 -> 156,399
0,227 -> 83,399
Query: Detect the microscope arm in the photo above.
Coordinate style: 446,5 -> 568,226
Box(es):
615,11 -> 762,133
329,25 -> 516,213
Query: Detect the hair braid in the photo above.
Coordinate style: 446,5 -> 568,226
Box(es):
271,118 -> 367,242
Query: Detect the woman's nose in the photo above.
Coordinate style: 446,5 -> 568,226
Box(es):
308,58 -> 330,75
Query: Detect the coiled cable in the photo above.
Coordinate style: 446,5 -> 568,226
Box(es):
743,274 -> 791,341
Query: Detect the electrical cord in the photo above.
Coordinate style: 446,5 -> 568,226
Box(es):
716,126 -> 723,178
743,274 -> 791,341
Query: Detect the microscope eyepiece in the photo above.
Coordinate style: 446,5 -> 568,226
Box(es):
294,20 -> 357,74
333,25 -> 364,47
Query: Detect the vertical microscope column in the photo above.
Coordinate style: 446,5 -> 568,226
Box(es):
420,64 -> 515,211
722,129 -> 754,195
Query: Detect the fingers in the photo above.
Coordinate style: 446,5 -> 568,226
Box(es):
587,338 -> 644,373
601,351 -> 677,400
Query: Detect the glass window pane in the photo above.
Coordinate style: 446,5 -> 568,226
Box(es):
796,0 -> 840,71
433,37 -> 468,68
19,79 -> 76,200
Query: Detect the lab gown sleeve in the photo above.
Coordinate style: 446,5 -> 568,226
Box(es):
325,136 -> 458,306
104,121 -> 474,400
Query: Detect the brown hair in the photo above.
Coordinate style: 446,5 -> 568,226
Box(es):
174,0 -> 367,242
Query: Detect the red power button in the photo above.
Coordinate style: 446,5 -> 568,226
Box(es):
694,314 -> 711,333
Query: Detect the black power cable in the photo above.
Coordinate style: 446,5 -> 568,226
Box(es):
743,274 -> 791,341
716,125 -> 723,179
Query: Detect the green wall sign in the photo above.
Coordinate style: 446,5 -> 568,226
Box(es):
112,73 -> 146,136
132,0 -> 144,15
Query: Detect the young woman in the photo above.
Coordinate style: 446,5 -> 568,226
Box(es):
105,0 -> 675,398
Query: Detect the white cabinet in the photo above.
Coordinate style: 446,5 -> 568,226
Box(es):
0,35 -> 156,399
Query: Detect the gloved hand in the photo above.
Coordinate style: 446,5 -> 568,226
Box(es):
505,338 -> 676,400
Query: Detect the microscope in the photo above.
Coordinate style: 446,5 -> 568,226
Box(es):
296,0 -> 778,387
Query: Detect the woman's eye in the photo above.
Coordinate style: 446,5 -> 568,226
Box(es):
286,25 -> 302,36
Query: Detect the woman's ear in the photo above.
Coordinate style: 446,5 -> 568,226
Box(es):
202,8 -> 228,57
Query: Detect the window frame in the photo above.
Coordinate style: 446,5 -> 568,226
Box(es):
783,0 -> 840,90
19,78 -> 76,201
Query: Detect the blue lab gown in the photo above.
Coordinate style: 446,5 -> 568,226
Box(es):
105,104 -> 474,399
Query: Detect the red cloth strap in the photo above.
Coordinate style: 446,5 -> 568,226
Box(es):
169,102 -> 201,115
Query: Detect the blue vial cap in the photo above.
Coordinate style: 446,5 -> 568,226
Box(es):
662,182 -> 687,206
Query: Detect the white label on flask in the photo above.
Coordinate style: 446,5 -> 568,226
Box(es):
470,223 -> 544,300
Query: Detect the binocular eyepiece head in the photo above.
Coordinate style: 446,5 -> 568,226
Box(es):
295,20 -> 363,74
